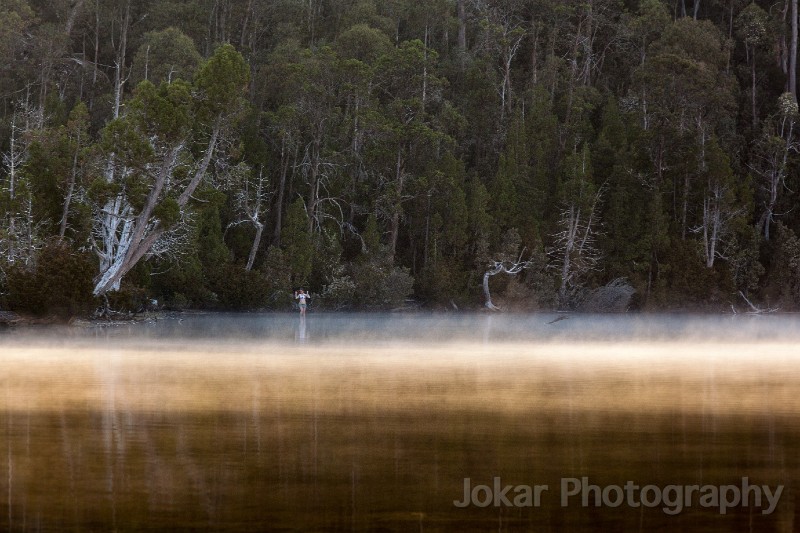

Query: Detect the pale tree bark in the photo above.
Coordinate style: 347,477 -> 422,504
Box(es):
90,0 -> 100,111
580,0 -> 594,86
94,0 -> 130,267
113,1 -> 130,121
227,165 -> 270,271
779,2 -> 789,85
562,14 -> 585,147
457,0 -> 467,68
93,122 -> 222,296
697,181 -> 741,268
239,0 -> 254,49
471,0 -> 526,119
304,135 -> 322,234
389,146 -> 404,260
65,0 -> 86,36
422,25 -> 428,109
1,108 -> 34,264
59,145 -> 79,238
752,98 -> 797,240
499,28 -> 525,118
246,223 -> 264,271
483,259 -> 529,310
550,187 -> 604,305
701,186 -> 721,267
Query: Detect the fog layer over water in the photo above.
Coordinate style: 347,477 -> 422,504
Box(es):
5,311 -> 800,344
1,313 -> 799,531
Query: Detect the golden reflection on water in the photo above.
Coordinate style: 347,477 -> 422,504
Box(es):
1,340 -> 799,531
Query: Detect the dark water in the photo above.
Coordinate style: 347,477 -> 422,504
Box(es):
1,313 -> 799,531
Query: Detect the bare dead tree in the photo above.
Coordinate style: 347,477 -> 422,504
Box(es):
737,290 -> 779,314
1,103 -> 42,266
549,184 -> 605,306
482,251 -> 532,310
694,181 -> 743,268
226,163 -> 271,271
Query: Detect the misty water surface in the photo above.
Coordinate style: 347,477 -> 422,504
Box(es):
1,312 -> 799,531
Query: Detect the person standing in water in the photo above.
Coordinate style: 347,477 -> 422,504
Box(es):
294,289 -> 310,316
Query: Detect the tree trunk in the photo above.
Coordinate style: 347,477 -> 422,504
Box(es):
389,146 -> 404,260
422,25 -> 428,110
178,121 -> 220,205
65,0 -> 86,36
530,22 -> 539,85
559,206 -> 577,301
681,173 -> 689,239
90,0 -> 100,111
59,149 -> 80,238
245,222 -> 263,271
780,2 -> 790,86
792,0 -> 798,100
483,267 -> 501,310
272,133 -> 290,244
95,122 -> 220,296
306,133 -> 322,234
457,0 -> 466,68
239,0 -> 254,49
113,1 -> 131,121
752,53 -> 758,129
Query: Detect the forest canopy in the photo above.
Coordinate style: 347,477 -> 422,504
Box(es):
2,0 -> 800,314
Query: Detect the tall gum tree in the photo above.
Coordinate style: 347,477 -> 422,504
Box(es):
634,17 -> 736,238
369,39 -> 452,260
751,93 -> 799,240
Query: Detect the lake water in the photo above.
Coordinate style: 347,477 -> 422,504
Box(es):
1,312 -> 799,531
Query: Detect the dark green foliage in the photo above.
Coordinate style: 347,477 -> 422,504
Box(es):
260,246 -> 294,309
4,1 -> 800,312
763,223 -> 800,307
4,241 -> 96,316
150,255 -> 208,309
648,239 -> 734,310
130,27 -> 202,86
281,198 -> 313,286
210,264 -> 270,309
349,256 -> 414,309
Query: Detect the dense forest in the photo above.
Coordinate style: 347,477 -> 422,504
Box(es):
2,0 -> 800,314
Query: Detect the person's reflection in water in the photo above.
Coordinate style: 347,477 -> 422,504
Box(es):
295,315 -> 308,343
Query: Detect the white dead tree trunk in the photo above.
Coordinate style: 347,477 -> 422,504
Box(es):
1,113 -> 24,264
482,255 -> 531,310
92,124 -> 222,296
92,0 -> 132,292
227,164 -> 271,271
59,107 -> 89,239
92,43 -> 249,297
